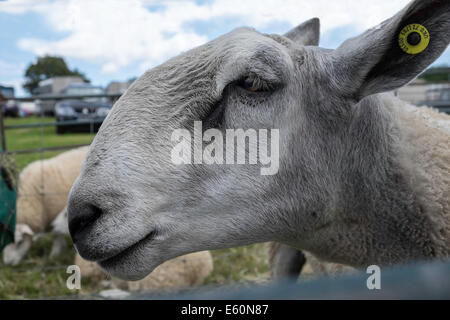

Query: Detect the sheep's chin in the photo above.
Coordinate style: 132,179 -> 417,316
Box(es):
98,251 -> 160,281
96,234 -> 164,281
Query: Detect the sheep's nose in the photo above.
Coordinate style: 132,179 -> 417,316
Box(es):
68,203 -> 103,243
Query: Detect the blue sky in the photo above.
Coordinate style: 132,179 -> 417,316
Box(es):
0,0 -> 448,97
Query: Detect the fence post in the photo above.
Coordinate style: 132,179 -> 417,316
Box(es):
0,110 -> 6,152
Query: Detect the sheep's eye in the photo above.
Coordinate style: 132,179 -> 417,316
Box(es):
237,75 -> 272,93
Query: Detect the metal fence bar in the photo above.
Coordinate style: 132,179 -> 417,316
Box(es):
4,119 -> 104,129
13,93 -> 122,102
3,144 -> 91,155
130,260 -> 450,300
0,110 -> 6,151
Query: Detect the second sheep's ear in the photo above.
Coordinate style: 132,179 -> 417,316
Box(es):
284,18 -> 320,46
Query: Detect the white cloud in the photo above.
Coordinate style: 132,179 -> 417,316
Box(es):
3,0 -> 413,74
0,60 -> 24,77
12,0 -> 209,73
0,0 -> 53,14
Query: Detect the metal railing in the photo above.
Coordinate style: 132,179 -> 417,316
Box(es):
13,93 -> 121,102
126,260 -> 450,300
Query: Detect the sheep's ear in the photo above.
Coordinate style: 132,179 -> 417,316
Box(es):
334,0 -> 450,100
284,18 -> 320,46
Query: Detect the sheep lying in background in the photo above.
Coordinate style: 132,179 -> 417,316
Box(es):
75,251 -> 213,292
2,147 -> 89,266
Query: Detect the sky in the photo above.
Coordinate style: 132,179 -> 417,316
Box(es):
0,0 -> 449,97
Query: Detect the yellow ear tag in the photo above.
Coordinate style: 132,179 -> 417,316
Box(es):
398,24 -> 430,55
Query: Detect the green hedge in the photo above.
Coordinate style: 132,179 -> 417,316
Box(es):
0,154 -> 17,252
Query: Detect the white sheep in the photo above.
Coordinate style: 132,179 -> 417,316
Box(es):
2,146 -> 89,265
75,251 -> 214,293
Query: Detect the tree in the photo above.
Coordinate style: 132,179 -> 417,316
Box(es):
23,56 -> 90,94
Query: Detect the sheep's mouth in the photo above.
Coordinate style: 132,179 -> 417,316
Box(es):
98,230 -> 157,265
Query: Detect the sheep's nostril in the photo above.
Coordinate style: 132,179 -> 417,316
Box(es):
68,204 -> 103,243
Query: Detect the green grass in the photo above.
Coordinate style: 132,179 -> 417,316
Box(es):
0,234 -> 270,299
0,235 -> 108,299
3,116 -> 95,170
0,116 -> 270,299
205,245 -> 270,285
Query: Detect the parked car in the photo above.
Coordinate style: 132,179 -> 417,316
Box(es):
417,88 -> 450,114
2,100 -> 20,117
55,83 -> 112,134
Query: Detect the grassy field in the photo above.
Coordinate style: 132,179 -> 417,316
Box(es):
0,116 -> 270,299
0,234 -> 270,299
3,116 -> 95,170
